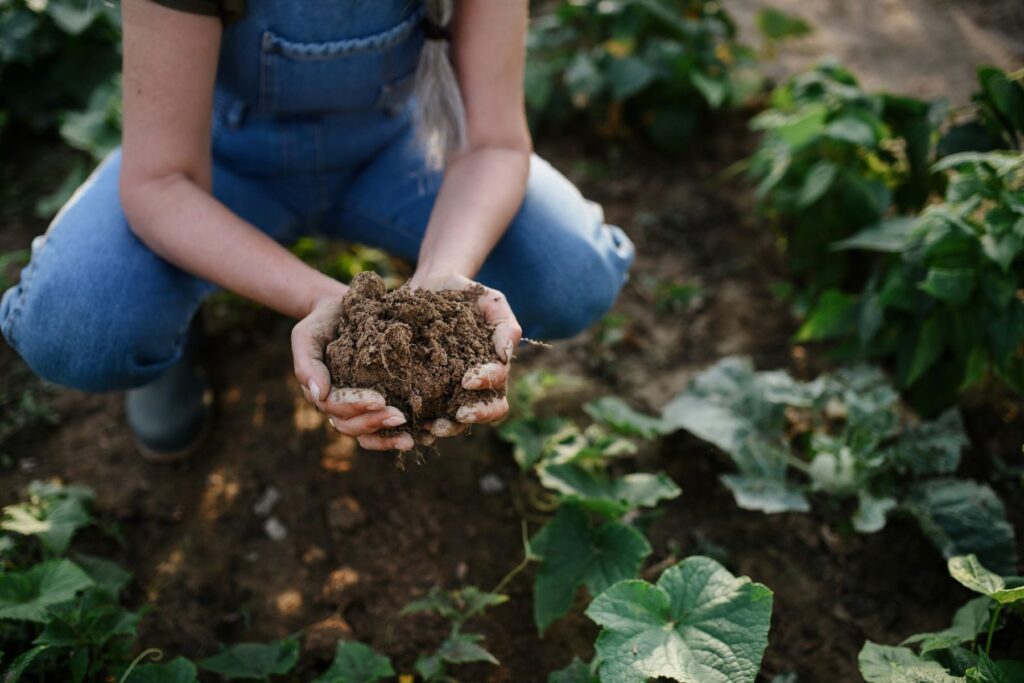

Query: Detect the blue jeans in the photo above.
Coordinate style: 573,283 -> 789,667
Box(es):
0,1 -> 634,394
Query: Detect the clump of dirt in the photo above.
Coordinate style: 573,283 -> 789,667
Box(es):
325,272 -> 501,433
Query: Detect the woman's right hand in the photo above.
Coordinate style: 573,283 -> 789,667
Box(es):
291,292 -> 415,452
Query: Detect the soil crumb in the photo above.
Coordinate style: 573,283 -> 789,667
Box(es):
326,272 -> 501,432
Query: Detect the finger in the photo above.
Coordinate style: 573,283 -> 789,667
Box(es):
476,289 -> 523,363
291,321 -> 333,404
321,387 -> 387,419
455,397 -> 510,425
416,431 -> 437,447
462,362 -> 510,391
330,408 -> 406,436
358,432 -> 415,452
426,418 -> 468,438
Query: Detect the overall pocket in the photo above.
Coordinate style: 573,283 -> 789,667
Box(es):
258,10 -> 423,118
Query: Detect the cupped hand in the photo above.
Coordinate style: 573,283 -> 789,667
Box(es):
409,272 -> 523,444
291,291 -> 416,452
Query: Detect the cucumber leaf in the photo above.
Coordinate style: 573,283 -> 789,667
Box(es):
198,638 -> 299,680
312,642 -> 394,683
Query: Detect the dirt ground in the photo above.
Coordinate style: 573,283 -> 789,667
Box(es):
2,3 -> 1024,681
731,0 -> 1024,105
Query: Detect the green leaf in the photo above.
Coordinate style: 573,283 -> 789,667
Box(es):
826,116 -> 879,147
606,57 -> 655,101
46,2 -> 101,35
401,586 -> 507,621
753,103 -> 828,148
1,481 -> 95,555
858,642 -> 961,682
585,556 -> 773,683
583,397 -> 666,439
433,632 -> 497,665
968,652 -> 1010,683
755,8 -> 812,41
0,559 -> 93,622
121,657 -> 199,683
537,464 -> 680,518
312,642 -> 395,683
797,160 -> 839,208
548,658 -> 597,683
920,268 -> 975,305
890,409 -> 967,476
73,553 -> 132,599
198,639 -> 300,680
499,418 -> 574,470
531,504 -> 651,634
905,314 -> 945,386
692,71 -> 728,109
2,645 -> 50,683
796,289 -> 858,342
948,555 -> 1024,605
852,491 -> 898,533
720,474 -> 810,514
904,481 -> 1018,576
996,661 -> 1024,683
833,218 -> 918,253
903,597 -> 992,653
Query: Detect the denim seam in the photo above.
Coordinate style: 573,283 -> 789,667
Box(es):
262,6 -> 425,60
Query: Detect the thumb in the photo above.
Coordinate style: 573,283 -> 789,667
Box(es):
292,320 -> 333,403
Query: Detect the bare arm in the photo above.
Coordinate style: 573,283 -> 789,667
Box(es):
118,0 -> 346,321
409,0 -> 533,286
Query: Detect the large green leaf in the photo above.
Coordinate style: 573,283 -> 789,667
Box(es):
197,639 -> 299,680
920,268 -> 975,305
122,657 -> 199,683
583,397 -> 666,439
585,556 -> 772,683
903,481 -> 1018,575
833,217 -> 918,253
948,555 -> 1024,606
537,464 -> 680,518
312,642 -> 395,683
903,597 -> 992,654
858,642 -> 962,682
531,504 -> 651,634
796,289 -> 859,342
0,559 -> 93,622
499,417 -> 575,470
606,57 -> 655,101
889,409 -> 966,476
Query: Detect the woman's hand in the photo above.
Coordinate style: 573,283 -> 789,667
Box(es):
409,272 -> 523,443
292,290 -> 416,452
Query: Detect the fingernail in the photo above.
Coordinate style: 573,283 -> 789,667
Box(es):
504,341 -> 514,363
328,416 -> 340,431
456,406 -> 475,422
383,415 -> 407,427
464,368 -> 483,390
308,381 -> 321,402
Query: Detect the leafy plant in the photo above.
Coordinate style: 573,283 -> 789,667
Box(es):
197,639 -> 300,681
660,356 -> 1018,573
526,0 -> 761,151
585,556 -> 773,683
858,554 -> 1023,682
747,61 -> 945,294
940,66 -> 1024,155
311,642 -> 394,683
401,586 -> 507,682
802,152 -> 1024,411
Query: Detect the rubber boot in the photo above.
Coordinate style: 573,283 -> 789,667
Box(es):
125,321 -> 213,463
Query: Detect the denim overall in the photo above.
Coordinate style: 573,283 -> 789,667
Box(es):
0,0 -> 635,393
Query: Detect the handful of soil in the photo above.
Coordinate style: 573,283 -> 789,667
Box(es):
325,272 -> 503,433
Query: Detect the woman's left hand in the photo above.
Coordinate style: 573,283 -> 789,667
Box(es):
408,273 -> 522,444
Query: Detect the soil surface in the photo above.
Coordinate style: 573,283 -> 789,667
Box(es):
326,271 -> 500,430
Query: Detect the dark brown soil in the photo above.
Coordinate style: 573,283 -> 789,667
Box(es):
326,272 -> 500,430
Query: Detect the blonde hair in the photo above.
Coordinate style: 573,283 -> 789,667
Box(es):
413,0 -> 467,168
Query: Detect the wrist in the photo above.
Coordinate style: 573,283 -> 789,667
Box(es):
301,274 -> 349,316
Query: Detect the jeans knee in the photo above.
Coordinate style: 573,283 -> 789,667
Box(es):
514,225 -> 635,341
2,267 -> 179,393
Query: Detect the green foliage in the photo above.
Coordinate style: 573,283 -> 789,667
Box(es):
548,658 -> 598,683
747,61 -> 944,292
858,555 -> 1023,682
197,639 -> 300,680
122,657 -> 200,683
1,481 -> 94,555
310,642 -> 394,683
812,152 -> 1024,411
585,556 -> 773,683
402,587 -> 506,682
526,0 -> 760,151
661,356 -> 1018,573
940,67 -> 1024,155
755,7 -> 811,43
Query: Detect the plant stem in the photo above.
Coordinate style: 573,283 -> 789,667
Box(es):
489,522 -> 534,600
985,603 -> 1002,655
